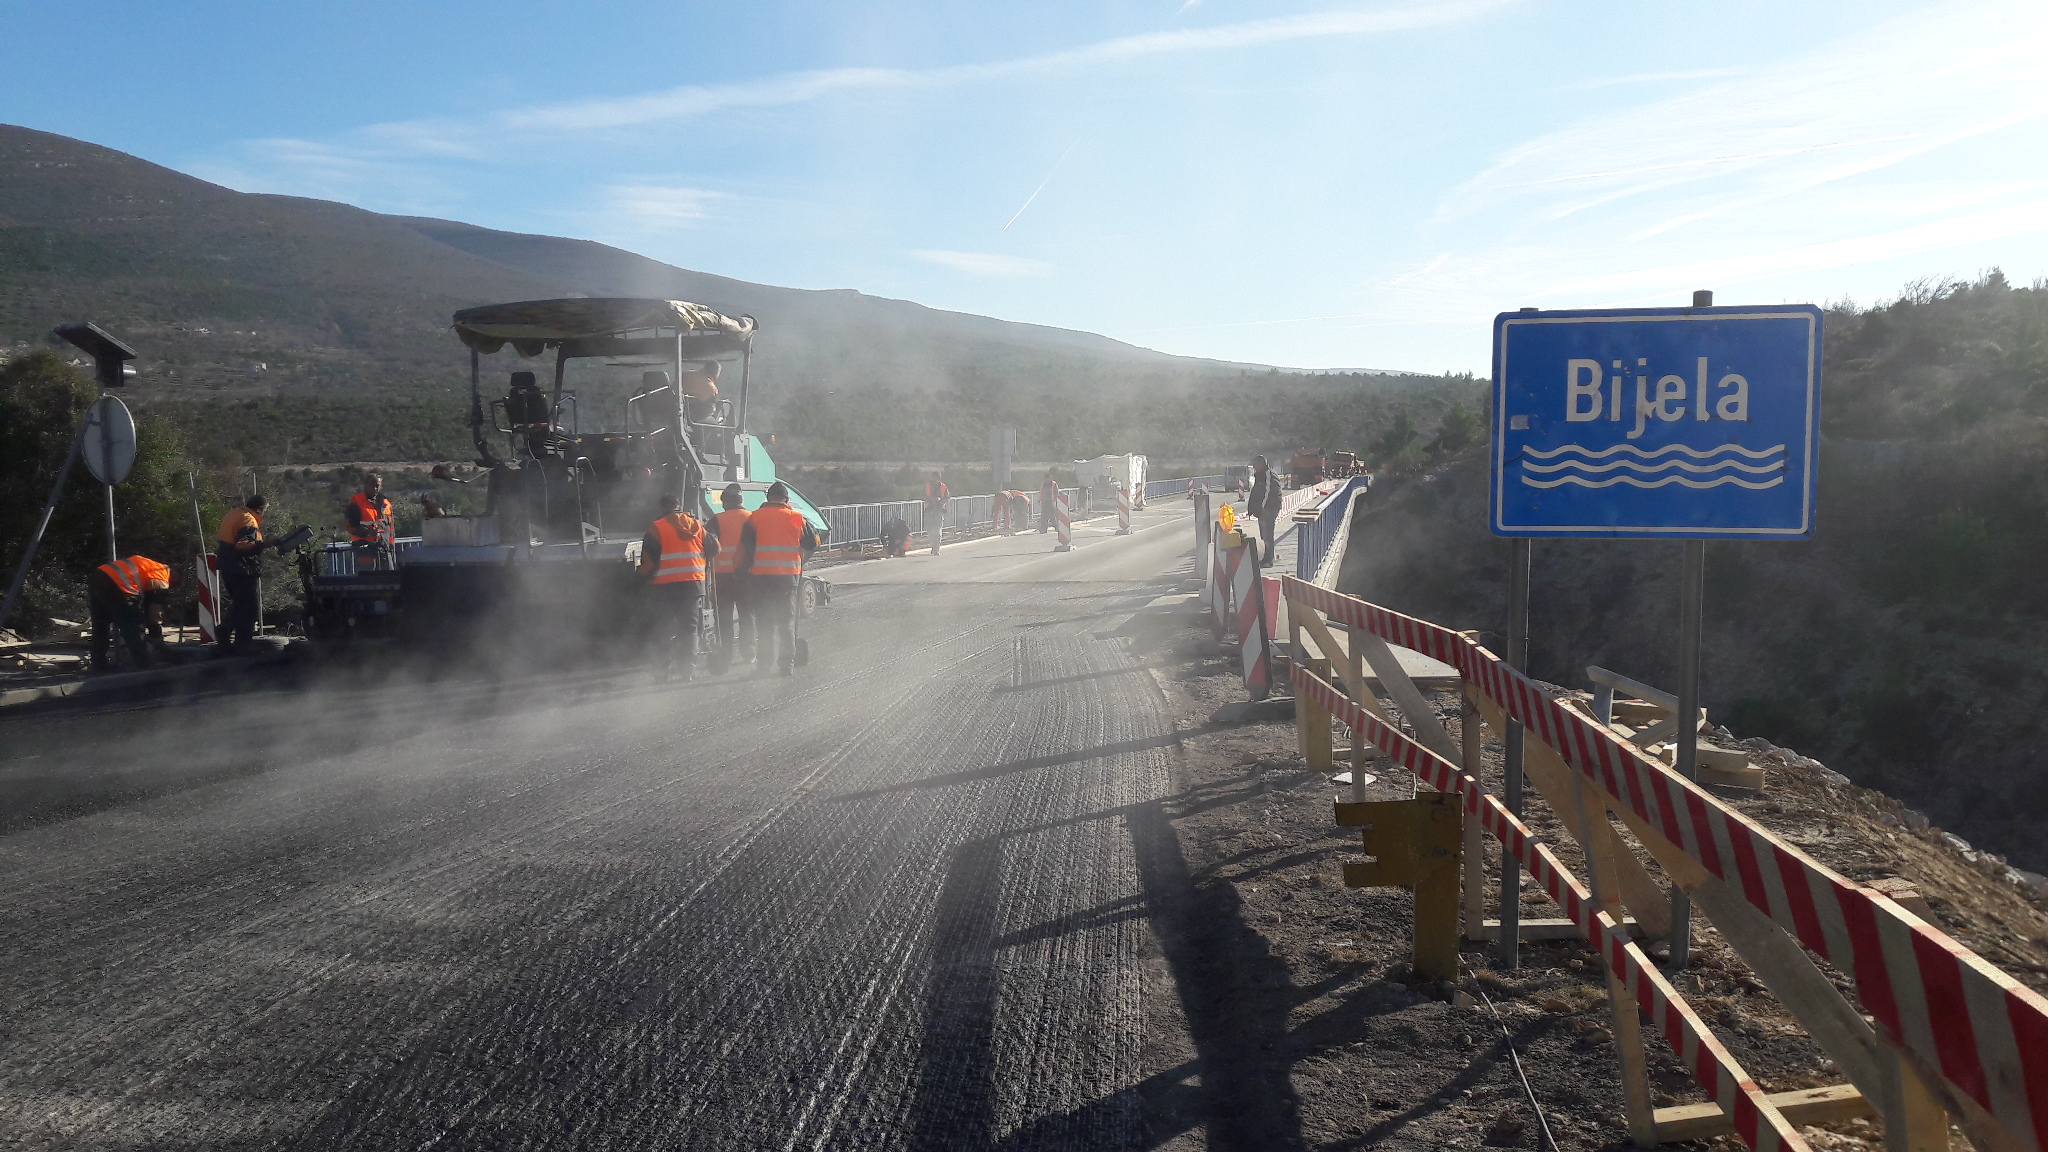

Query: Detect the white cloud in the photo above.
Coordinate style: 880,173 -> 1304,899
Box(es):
365,2 -> 1516,144
184,137 -> 462,213
913,250 -> 1056,277
1377,0 -> 2048,324
605,184 -> 729,230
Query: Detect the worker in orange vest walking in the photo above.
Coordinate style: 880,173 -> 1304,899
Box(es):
638,493 -> 716,681
739,481 -> 818,677
346,473 -> 395,571
89,554 -> 175,672
708,483 -> 755,666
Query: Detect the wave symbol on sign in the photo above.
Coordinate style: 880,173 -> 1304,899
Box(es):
1519,442 -> 1787,489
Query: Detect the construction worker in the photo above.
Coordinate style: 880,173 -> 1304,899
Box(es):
214,494 -> 269,651
923,473 -> 949,554
1247,454 -> 1282,568
880,515 -> 911,557
708,483 -> 754,665
89,554 -> 174,672
739,481 -> 818,677
346,473 -> 395,571
1038,474 -> 1059,533
638,493 -> 716,681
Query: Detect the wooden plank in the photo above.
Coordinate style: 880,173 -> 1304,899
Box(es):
1461,683 -> 1486,940
1352,628 -> 1460,764
1467,692 -> 1675,939
1478,916 -> 1641,941
1573,754 -> 1659,1146
1654,1084 -> 1870,1142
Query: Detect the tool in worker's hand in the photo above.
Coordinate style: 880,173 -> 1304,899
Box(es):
269,525 -> 314,552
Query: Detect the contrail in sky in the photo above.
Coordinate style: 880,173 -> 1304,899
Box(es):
1003,140 -> 1080,232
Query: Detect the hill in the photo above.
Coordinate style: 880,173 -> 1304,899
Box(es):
0,123 -> 1240,409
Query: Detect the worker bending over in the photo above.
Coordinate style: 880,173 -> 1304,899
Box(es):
639,493 -> 716,681
89,554 -> 174,672
346,473 -> 395,571
215,494 -> 270,651
708,483 -> 754,665
739,481 -> 818,677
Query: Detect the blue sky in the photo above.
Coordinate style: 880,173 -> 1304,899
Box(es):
6,0 -> 2047,372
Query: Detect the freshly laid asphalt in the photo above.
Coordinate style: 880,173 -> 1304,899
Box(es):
0,505 -> 1205,1150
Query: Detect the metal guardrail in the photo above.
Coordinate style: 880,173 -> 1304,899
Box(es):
1294,476 -> 1372,582
815,485 -> 1125,548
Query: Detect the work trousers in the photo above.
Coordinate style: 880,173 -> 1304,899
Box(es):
1255,513 -> 1278,568
752,574 -> 799,671
88,571 -> 151,672
219,571 -> 261,649
1039,497 -> 1054,533
713,573 -> 754,658
646,581 -> 702,670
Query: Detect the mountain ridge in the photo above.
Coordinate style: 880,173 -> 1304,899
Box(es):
0,123 -> 1262,400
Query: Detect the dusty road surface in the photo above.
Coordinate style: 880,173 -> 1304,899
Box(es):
0,504 -> 1209,1151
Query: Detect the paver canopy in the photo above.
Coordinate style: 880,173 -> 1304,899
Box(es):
452,298 -> 756,357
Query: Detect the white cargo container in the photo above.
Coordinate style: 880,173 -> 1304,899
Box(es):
1072,454 -> 1149,509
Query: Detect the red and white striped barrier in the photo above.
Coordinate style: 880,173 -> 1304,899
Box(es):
1116,486 -> 1132,535
1233,542 -> 1270,698
1209,532 -> 1233,633
1054,490 -> 1073,553
1284,576 -> 2048,1152
195,554 -> 220,644
1293,660 -> 1808,1150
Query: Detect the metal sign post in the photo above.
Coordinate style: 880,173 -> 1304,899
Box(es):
80,395 -> 137,562
1490,292 -> 1822,973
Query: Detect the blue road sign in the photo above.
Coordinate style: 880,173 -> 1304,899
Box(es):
1490,305 -> 1822,539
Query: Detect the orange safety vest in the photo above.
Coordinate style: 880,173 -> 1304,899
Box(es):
217,507 -> 263,547
749,502 -> 808,576
350,493 -> 394,545
98,555 -> 171,596
649,513 -> 707,584
712,508 -> 751,574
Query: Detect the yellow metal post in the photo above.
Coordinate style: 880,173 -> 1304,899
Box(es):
1337,792 -> 1463,982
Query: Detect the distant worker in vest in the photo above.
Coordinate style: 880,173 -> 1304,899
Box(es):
214,494 -> 270,651
346,473 -> 396,571
1247,454 -> 1283,568
639,493 -> 716,681
923,474 -> 949,555
89,554 -> 175,673
1038,474 -> 1059,533
708,483 -> 755,665
739,481 -> 819,677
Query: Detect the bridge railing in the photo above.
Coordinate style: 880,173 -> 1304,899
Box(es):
1283,575 -> 2048,1152
817,479 -> 1198,550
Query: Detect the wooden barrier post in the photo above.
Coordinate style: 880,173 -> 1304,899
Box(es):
1461,683 -> 1486,941
1337,791 -> 1462,983
1300,658 -> 1332,774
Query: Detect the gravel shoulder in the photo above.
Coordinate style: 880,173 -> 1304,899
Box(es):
1136,605 -> 2048,1152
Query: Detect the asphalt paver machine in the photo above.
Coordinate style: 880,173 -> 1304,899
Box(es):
306,297 -> 825,663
